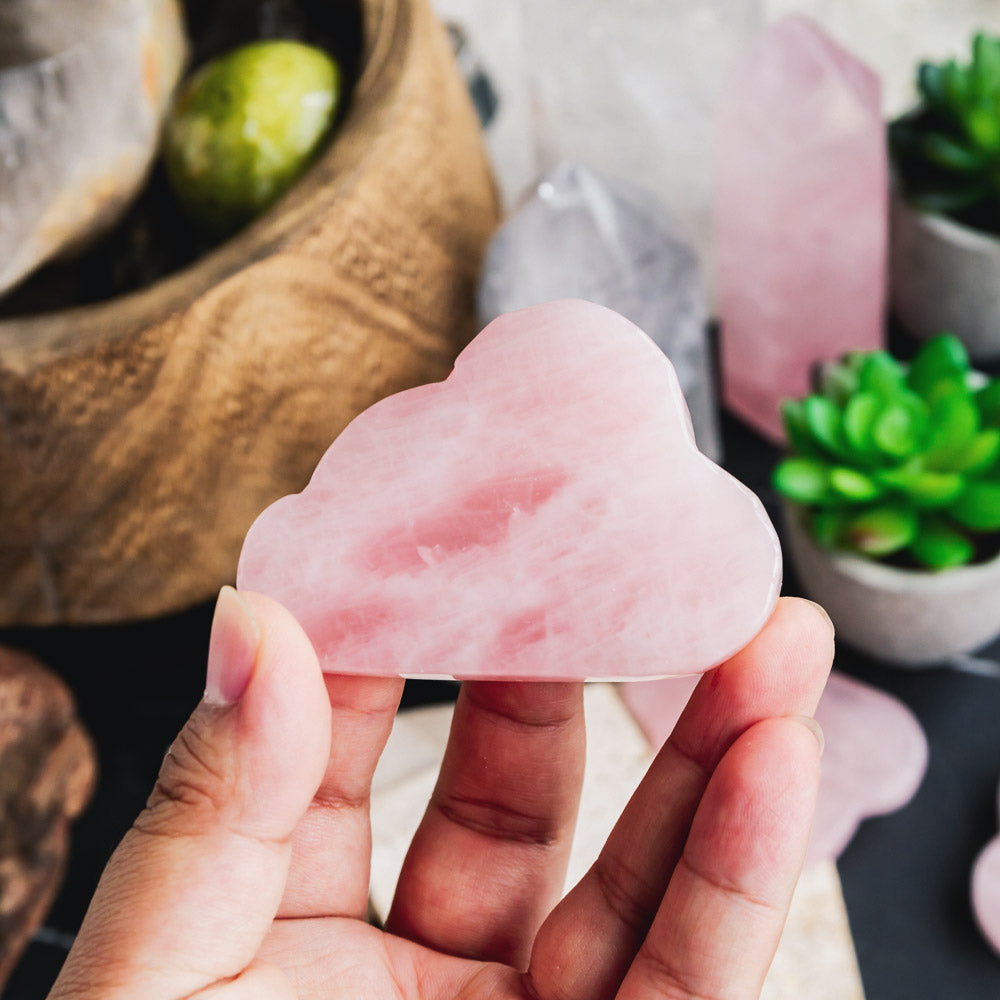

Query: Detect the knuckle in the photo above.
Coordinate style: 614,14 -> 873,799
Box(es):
137,712 -> 232,835
593,851 -> 661,933
434,790 -> 559,846
637,942 -> 718,1000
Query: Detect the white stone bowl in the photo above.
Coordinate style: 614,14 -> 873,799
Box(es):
782,501 -> 1000,666
890,186 -> 1000,363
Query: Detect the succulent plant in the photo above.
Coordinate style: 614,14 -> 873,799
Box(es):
773,334 -> 1000,569
889,32 -> 1000,230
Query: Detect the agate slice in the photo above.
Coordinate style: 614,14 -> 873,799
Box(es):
621,670 -> 928,862
972,782 -> 1000,956
238,299 -> 781,679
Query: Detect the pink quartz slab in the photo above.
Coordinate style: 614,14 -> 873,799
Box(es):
807,671 -> 927,864
237,299 -> 781,680
972,782 -> 1000,956
716,15 -> 887,442
620,670 -> 928,863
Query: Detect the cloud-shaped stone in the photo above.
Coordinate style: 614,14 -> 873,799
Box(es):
237,300 -> 780,679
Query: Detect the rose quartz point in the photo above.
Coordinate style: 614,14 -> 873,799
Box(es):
716,15 -> 887,442
237,299 -> 781,680
620,670 -> 927,863
972,782 -> 1000,956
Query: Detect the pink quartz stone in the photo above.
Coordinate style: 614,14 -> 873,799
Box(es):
972,783 -> 1000,956
715,15 -> 887,442
807,671 -> 927,864
620,670 -> 927,863
237,299 -> 781,680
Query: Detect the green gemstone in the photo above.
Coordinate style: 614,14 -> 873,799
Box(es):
164,40 -> 341,234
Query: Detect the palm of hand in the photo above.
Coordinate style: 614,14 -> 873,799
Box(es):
49,596 -> 830,1000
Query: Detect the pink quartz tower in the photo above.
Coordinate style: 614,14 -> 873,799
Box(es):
716,15 -> 887,441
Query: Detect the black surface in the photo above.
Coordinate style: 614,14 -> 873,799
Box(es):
3,409 -> 1000,998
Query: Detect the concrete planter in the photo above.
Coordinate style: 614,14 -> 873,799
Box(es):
782,502 -> 1000,667
890,187 -> 1000,363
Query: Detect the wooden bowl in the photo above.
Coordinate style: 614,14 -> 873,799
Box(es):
0,0 -> 499,626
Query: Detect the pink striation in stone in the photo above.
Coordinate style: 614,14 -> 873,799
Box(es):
972,782 -> 1000,956
716,15 -> 887,442
620,670 -> 927,863
237,299 -> 781,680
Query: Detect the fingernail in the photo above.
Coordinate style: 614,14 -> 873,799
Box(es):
803,599 -> 835,638
790,714 -> 825,757
205,586 -> 261,705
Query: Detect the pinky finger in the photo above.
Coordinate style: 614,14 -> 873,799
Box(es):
617,716 -> 823,1000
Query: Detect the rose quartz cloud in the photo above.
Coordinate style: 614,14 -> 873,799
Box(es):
621,670 -> 928,862
237,299 -> 781,679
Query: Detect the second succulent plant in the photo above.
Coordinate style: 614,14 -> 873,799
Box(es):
890,32 -> 1000,230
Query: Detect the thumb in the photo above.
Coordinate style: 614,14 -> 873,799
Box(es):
50,588 -> 331,1000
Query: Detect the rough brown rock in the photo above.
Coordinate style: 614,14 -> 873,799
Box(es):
0,647 -> 96,990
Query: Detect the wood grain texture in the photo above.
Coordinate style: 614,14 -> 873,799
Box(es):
0,647 -> 96,989
0,0 -> 500,625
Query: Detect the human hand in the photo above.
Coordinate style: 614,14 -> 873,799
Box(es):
48,589 -> 832,1000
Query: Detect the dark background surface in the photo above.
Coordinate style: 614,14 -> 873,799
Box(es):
2,406 -> 1000,999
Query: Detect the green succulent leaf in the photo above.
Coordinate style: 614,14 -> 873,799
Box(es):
964,95 -> 1000,150
829,467 -> 883,503
906,333 -> 971,398
920,132 -> 990,174
906,183 -> 994,214
802,394 -> 846,458
976,379 -> 1000,426
947,427 -> 1000,474
973,33 -> 1000,93
949,480 -> 1000,531
809,509 -> 848,550
844,504 -> 920,556
924,392 -> 981,469
872,397 -> 926,459
780,399 -> 823,459
875,464 -> 965,508
910,516 -> 976,569
943,59 -> 972,108
773,458 -> 832,505
921,132 -> 990,172
842,392 -> 883,456
816,362 -> 859,407
917,62 -> 949,107
857,351 -> 906,395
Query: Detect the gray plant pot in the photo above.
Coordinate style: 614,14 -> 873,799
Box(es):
783,502 -> 1000,667
890,187 -> 1000,362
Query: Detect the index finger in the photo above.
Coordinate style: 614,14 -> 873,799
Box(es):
277,672 -> 405,919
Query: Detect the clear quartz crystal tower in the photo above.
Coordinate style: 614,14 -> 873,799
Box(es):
478,162 -> 721,461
